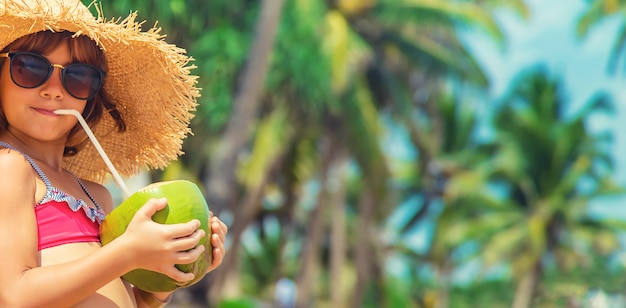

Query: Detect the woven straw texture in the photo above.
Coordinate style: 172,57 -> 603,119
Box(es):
0,0 -> 200,183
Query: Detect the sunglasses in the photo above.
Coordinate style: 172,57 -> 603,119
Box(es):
0,51 -> 105,100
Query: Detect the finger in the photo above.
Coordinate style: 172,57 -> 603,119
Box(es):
211,217 -> 228,238
161,265 -> 195,283
136,198 -> 168,220
211,231 -> 226,262
211,232 -> 223,250
219,219 -> 228,234
221,221 -> 228,237
207,246 -> 224,272
214,246 -> 224,264
173,244 -> 206,264
170,229 -> 205,252
163,219 -> 201,239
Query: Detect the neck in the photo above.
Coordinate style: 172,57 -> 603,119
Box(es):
0,130 -> 67,171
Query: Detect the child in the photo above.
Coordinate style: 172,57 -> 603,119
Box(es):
0,0 -> 227,307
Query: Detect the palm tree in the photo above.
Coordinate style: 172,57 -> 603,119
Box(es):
97,0 -> 536,306
276,0 -> 527,304
577,0 -> 626,74
476,65 -> 624,308
329,1 -> 528,305
213,0 -> 517,303
332,0 -> 530,238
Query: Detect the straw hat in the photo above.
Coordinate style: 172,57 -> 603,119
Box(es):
0,0 -> 200,183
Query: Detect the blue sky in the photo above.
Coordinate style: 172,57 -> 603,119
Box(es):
472,0 -> 626,104
385,0 -> 626,280
467,0 -> 626,218
457,0 -> 626,283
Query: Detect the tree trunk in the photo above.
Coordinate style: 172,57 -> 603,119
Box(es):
435,258 -> 450,308
294,137 -> 337,306
329,153 -> 348,307
204,0 -> 286,214
294,189 -> 327,307
351,188 -> 375,307
511,261 -> 541,308
202,0 -> 286,303
210,179 -> 268,300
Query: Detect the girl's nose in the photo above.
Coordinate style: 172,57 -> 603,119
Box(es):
39,67 -> 64,100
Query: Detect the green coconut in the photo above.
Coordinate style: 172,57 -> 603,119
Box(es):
100,180 -> 212,292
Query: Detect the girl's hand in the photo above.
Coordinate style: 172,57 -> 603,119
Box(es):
120,198 -> 206,283
206,211 -> 228,273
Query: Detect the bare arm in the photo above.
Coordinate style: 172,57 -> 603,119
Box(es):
0,151 -> 128,307
0,152 -> 205,307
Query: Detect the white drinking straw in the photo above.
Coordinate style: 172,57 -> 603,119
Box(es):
54,109 -> 131,198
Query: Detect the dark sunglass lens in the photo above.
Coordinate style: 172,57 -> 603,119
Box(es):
11,53 -> 50,88
63,64 -> 102,100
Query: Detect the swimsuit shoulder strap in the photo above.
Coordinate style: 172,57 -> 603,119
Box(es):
0,141 -> 54,189
0,141 -> 105,223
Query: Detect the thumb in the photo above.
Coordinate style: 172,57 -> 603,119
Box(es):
136,198 -> 168,220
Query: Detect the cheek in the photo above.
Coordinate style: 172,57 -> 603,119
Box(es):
73,100 -> 88,115
0,65 -> 8,95
0,64 -> 25,104
0,74 -> 10,111
0,77 -> 27,114
0,60 -> 10,89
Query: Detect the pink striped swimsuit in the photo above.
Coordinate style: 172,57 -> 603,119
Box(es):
0,142 -> 105,250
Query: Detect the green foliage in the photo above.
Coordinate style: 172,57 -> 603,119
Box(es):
534,255 -> 626,306
217,297 -> 260,308
191,26 -> 251,130
368,0 -> 507,86
339,80 -> 389,196
381,276 -> 421,308
449,280 -> 516,308
91,0 -> 258,131
87,1 -> 626,307
239,215 -> 298,297
472,65 -> 626,304
267,0 -> 333,118
577,0 -> 626,74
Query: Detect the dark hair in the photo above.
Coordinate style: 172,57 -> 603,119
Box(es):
0,31 -> 126,156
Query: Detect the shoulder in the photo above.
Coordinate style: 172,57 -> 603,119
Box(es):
0,148 -> 36,184
81,179 -> 114,214
0,148 -> 37,212
0,147 -> 29,165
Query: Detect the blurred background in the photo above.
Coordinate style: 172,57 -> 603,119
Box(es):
86,0 -> 626,307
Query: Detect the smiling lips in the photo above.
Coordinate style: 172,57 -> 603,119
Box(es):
33,108 -> 60,116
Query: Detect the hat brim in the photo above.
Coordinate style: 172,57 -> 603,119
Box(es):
0,1 -> 200,183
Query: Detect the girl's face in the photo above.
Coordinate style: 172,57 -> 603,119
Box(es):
0,43 -> 87,144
